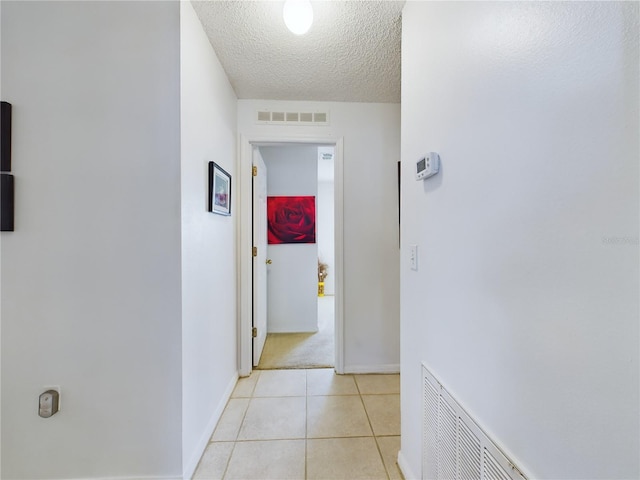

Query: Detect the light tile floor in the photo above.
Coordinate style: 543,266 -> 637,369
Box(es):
193,368 -> 402,480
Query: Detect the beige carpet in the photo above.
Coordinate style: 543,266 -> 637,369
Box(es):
257,296 -> 334,369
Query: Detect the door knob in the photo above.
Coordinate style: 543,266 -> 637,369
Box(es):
266,259 -> 272,265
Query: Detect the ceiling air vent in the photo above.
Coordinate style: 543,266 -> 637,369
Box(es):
256,109 -> 330,126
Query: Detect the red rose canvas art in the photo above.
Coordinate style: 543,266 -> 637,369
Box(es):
267,196 -> 316,244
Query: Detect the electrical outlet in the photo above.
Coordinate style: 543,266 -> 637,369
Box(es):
410,244 -> 418,271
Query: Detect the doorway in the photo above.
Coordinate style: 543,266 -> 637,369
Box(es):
254,144 -> 335,369
238,136 -> 344,376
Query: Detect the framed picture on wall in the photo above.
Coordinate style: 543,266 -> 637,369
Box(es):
267,196 -> 316,244
208,161 -> 231,216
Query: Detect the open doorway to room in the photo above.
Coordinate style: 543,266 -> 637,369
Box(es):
253,144 -> 336,370
238,136 -> 344,377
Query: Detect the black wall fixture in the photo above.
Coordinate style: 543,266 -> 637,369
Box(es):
1,173 -> 14,231
1,101 -> 14,231
1,101 -> 12,172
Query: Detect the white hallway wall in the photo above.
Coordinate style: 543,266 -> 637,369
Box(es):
180,2 -> 238,478
239,100 -> 401,372
318,179 -> 335,295
1,2 -> 182,478
0,3 -> 4,475
400,2 -> 639,479
260,145 -> 318,333
317,146 -> 335,296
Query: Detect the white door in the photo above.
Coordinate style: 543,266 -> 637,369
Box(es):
252,150 -> 268,366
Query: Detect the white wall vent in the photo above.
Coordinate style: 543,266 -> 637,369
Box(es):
255,109 -> 330,126
422,363 -> 528,480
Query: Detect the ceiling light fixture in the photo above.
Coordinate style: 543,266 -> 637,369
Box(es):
283,0 -> 313,35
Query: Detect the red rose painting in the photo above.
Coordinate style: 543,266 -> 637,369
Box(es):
267,196 -> 316,244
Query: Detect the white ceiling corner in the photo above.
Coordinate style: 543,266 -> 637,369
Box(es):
191,1 -> 404,103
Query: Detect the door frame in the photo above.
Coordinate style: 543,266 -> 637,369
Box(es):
238,134 -> 345,377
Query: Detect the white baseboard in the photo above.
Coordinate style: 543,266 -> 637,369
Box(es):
267,325 -> 318,333
182,372 -> 238,480
397,450 -> 419,480
343,363 -> 400,374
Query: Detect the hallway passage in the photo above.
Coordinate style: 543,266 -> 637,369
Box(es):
193,369 -> 401,479
258,296 -> 335,369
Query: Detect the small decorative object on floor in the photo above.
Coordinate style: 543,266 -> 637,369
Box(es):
318,260 -> 328,297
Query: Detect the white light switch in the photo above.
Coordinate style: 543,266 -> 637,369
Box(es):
409,244 -> 418,271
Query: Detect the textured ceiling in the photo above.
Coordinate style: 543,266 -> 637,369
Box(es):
192,1 -> 404,103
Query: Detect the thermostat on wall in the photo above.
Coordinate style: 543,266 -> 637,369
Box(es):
416,152 -> 440,180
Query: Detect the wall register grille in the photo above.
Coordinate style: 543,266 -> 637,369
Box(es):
256,110 -> 329,126
422,363 -> 528,480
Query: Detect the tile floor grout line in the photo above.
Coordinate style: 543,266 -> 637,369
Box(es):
219,375 -> 257,480
196,371 -> 258,480
219,440 -> 236,480
231,436 -> 308,442
233,395 -> 253,442
245,370 -> 260,398
373,433 -> 392,480
306,434 -> 382,440
250,395 -> 308,399
250,369 -> 260,396
356,377 -> 393,480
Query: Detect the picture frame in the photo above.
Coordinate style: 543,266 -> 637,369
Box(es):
267,196 -> 316,244
208,161 -> 231,216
